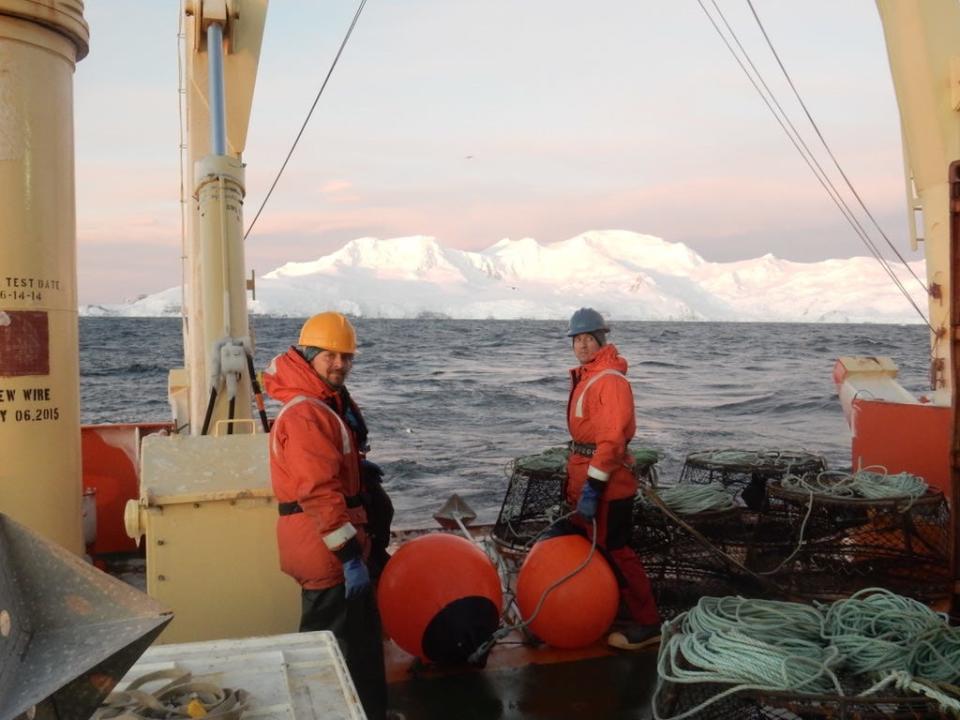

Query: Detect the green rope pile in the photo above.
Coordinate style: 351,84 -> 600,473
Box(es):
632,447 -> 660,467
682,595 -> 823,639
513,446 -> 569,474
824,589 -> 960,682
780,468 -> 928,504
512,446 -> 661,474
649,484 -> 737,515
654,589 -> 960,720
760,468 -> 930,576
699,449 -> 770,466
686,448 -> 822,472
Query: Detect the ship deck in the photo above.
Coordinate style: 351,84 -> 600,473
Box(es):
385,635 -> 658,719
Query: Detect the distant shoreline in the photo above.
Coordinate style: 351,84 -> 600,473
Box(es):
78,313 -> 925,326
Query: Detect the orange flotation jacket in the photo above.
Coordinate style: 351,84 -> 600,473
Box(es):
566,344 -> 637,505
264,347 -> 369,590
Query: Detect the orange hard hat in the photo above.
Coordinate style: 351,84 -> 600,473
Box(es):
298,312 -> 357,353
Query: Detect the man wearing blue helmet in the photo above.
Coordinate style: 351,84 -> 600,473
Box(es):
564,308 -> 661,650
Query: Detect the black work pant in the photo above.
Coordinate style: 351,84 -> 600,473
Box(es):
300,584 -> 387,720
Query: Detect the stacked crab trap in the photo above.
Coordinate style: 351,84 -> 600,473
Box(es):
630,449 -> 829,619
752,469 -> 951,603
491,446 -> 658,554
633,450 -> 952,616
494,445 -> 950,619
631,482 -> 762,621
677,449 -> 827,510
645,455 -> 955,719
491,447 -> 568,554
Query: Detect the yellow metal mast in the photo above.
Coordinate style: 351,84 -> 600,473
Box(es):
0,1 -> 89,553
126,1 -> 302,644
171,0 -> 267,436
877,0 -> 960,400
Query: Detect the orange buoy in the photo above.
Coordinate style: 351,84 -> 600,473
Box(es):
378,533 -> 503,663
516,534 -> 619,649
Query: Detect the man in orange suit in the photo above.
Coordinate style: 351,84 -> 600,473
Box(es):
564,307 -> 661,650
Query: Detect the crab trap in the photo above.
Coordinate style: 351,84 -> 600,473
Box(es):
641,547 -> 762,622
491,447 -> 568,553
631,489 -> 767,620
653,668 -> 959,720
678,449 -> 827,509
750,479 -> 951,603
652,600 -> 960,720
491,446 -> 659,553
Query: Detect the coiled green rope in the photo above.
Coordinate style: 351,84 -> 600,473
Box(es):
647,483 -> 736,515
654,590 -> 960,720
761,467 -> 929,576
681,595 -> 823,641
659,629 -> 843,693
781,467 -> 927,506
655,596 -> 843,720
822,588 -> 959,681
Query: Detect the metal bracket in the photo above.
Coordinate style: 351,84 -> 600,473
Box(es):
185,0 -> 239,53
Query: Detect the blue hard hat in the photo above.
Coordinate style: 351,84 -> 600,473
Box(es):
566,307 -> 609,337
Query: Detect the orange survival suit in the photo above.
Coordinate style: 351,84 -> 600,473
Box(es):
265,347 -> 370,589
566,343 -> 660,625
567,344 -> 638,507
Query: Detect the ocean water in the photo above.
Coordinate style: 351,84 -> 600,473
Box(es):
80,318 -> 930,525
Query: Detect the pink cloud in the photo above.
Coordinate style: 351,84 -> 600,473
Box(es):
78,212 -> 179,245
320,179 -> 354,194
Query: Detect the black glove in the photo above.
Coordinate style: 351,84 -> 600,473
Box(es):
360,459 -> 384,485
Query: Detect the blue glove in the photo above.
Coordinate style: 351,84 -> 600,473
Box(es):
577,483 -> 602,520
343,557 -> 370,598
360,459 -> 384,485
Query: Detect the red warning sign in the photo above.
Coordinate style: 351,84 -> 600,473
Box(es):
0,310 -> 49,376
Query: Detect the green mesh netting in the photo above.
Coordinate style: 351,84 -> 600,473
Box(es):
511,445 -> 659,474
512,446 -> 569,475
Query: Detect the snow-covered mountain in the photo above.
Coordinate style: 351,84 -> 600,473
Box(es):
82,230 -> 927,323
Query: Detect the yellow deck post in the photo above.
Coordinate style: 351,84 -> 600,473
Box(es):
0,1 -> 89,553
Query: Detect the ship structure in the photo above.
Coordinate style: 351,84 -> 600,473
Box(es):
3,1 -> 960,719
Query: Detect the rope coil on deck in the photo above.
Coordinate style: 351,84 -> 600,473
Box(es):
758,467 -> 931,577
780,466 -> 928,507
653,589 -> 960,720
646,484 -> 737,515
93,668 -> 249,719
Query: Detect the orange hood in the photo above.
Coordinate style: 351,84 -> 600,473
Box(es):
264,347 -> 338,404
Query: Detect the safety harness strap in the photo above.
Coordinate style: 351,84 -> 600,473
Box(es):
272,394 -> 357,550
271,394 -> 352,456
574,369 -> 628,418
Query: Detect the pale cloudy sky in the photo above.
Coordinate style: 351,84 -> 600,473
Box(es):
74,1 -> 909,304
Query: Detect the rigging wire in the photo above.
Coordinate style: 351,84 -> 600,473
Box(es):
706,0 -> 926,322
744,0 -> 928,295
243,0 -> 369,241
696,0 -> 931,330
702,0 -> 930,328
